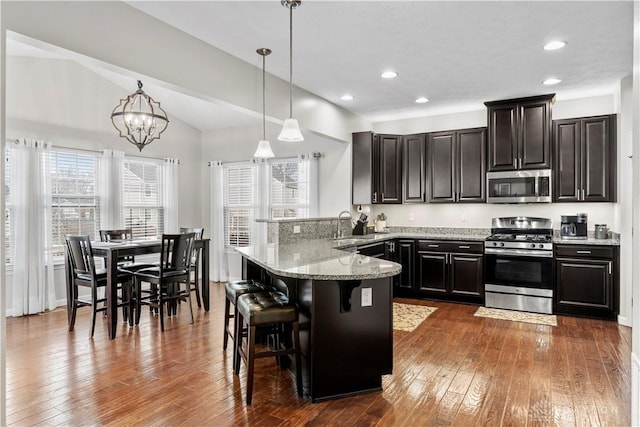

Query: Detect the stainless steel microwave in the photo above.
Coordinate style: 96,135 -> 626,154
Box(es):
486,169 -> 552,203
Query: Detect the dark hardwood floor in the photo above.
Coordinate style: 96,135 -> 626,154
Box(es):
6,282 -> 631,426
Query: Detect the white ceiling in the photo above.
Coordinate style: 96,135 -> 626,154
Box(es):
7,1 -> 634,130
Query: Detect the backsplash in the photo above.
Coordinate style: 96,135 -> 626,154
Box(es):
264,217 -> 352,244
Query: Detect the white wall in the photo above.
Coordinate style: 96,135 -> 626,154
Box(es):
4,55 -> 204,311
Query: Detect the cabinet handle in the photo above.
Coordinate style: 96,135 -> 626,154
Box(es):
428,244 -> 440,248
582,189 -> 585,200
518,158 -> 522,169
576,250 -> 591,254
609,261 -> 612,275
458,245 -> 470,249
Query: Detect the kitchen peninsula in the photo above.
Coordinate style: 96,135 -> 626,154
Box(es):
235,239 -> 401,402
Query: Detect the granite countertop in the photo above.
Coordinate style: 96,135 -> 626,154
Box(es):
553,236 -> 620,246
235,240 -> 402,281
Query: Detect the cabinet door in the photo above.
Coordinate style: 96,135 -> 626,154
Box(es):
582,115 -> 615,202
352,131 -> 374,205
553,119 -> 581,202
403,133 -> 426,203
487,104 -> 518,171
556,258 -> 612,313
449,254 -> 483,298
457,128 -> 486,202
416,251 -> 448,294
519,100 -> 551,169
378,134 -> 403,204
428,131 -> 456,202
396,240 -> 415,290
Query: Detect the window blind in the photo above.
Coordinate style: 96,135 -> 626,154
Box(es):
269,158 -> 310,220
122,159 -> 164,239
223,164 -> 257,248
48,150 -> 100,258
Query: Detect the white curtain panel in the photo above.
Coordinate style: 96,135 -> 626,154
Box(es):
163,158 -> 179,233
10,139 -> 56,316
99,149 -> 124,229
209,161 -> 229,282
301,153 -> 320,217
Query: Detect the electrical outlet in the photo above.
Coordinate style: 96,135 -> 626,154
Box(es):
408,212 -> 415,222
461,212 -> 468,222
361,288 -> 372,307
293,225 -> 301,234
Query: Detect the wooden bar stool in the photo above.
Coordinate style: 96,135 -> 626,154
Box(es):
234,291 -> 303,404
223,280 -> 265,360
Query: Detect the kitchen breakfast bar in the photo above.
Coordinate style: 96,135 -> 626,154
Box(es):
235,239 -> 402,402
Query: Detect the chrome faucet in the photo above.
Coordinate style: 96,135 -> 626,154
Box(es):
336,210 -> 353,238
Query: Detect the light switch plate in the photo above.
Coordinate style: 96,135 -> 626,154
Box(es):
293,225 -> 301,234
361,288 -> 372,307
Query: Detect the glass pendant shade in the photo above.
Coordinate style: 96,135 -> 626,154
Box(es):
110,80 -> 168,151
278,118 -> 304,142
254,139 -> 275,158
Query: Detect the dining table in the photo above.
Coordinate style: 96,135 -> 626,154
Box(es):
64,238 -> 210,339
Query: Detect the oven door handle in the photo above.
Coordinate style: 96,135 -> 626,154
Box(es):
484,247 -> 554,258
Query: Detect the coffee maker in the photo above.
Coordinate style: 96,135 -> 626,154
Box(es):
560,213 -> 588,239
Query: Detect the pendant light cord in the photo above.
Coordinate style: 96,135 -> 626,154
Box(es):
289,4 -> 293,118
262,53 -> 266,140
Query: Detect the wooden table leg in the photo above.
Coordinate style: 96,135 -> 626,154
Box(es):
107,250 -> 118,339
201,240 -> 210,311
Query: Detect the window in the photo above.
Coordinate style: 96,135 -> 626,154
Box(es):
269,158 -> 311,220
122,159 -> 164,239
223,164 -> 257,248
49,151 -> 101,258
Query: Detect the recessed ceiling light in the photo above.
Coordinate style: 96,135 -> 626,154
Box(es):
415,97 -> 429,104
543,78 -> 562,85
381,71 -> 398,79
340,94 -> 354,101
543,40 -> 567,51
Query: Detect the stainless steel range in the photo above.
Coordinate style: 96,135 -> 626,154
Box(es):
484,217 -> 554,314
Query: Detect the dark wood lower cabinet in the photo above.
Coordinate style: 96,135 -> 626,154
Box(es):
450,254 -> 484,298
395,240 -> 415,292
395,239 -> 483,303
554,244 -> 618,320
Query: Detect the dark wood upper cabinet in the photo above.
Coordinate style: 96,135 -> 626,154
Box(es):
402,133 -> 426,203
378,134 -> 403,203
352,132 -> 402,204
457,128 -> 486,202
428,131 -> 456,202
485,94 -> 554,171
428,127 -> 486,203
553,114 -> 616,202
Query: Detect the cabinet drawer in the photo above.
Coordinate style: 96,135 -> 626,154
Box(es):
555,245 -> 614,259
417,240 -> 483,254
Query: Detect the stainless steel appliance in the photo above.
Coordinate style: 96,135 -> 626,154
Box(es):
560,213 -> 588,240
484,217 -> 554,314
595,224 -> 609,239
486,169 -> 552,203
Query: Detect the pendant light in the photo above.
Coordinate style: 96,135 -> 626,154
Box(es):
278,0 -> 304,142
110,80 -> 169,151
254,48 -> 275,158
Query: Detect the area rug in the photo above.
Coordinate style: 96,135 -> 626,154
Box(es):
393,303 -> 437,332
474,306 -> 557,327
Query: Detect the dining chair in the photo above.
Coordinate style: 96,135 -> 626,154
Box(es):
66,235 -> 133,338
99,228 -> 155,273
179,227 -> 205,308
133,233 -> 196,331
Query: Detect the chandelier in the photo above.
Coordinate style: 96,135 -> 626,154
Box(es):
110,80 -> 169,151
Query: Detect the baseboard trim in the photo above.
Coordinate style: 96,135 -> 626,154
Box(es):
618,315 -> 631,327
632,352 -> 640,426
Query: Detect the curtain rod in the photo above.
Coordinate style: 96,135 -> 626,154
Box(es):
5,138 -> 174,162
208,152 -> 321,166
